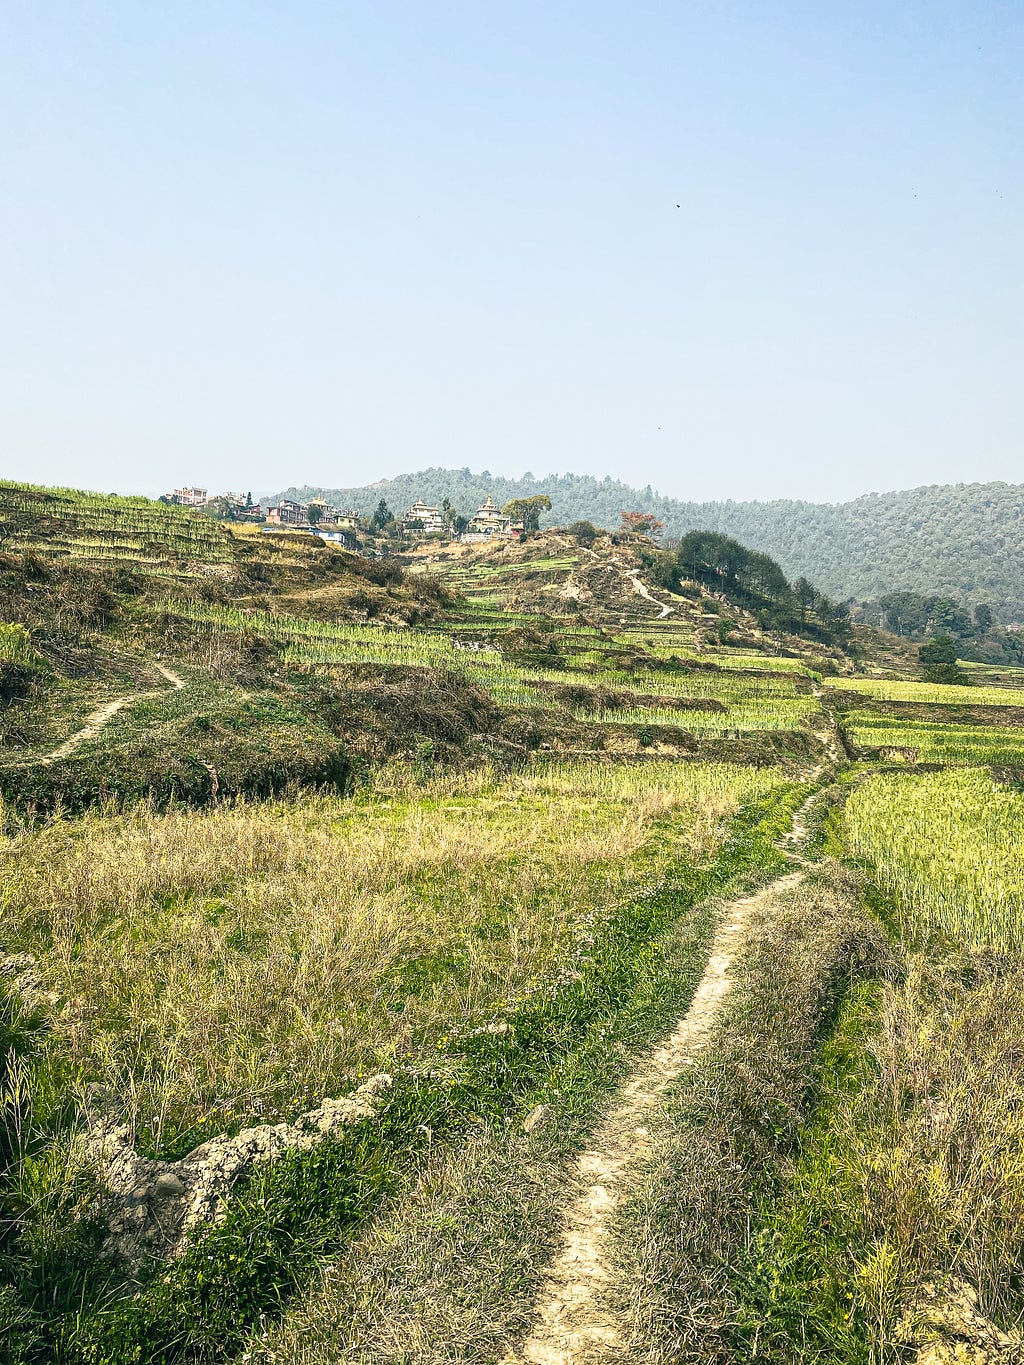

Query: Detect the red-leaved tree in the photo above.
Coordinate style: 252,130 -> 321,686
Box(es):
619,511 -> 664,539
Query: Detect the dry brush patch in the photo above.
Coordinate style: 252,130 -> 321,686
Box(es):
725,950 -> 1024,1364
0,763 -> 781,1155
709,767 -> 1024,1364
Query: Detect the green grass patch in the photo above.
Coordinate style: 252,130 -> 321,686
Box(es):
2,783 -> 804,1363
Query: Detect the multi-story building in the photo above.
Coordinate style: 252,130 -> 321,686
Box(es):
308,498 -> 356,526
265,499 -> 307,526
171,486 -> 208,507
464,494 -> 523,539
402,500 -> 446,535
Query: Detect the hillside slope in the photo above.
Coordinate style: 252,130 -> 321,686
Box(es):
275,471 -> 1024,620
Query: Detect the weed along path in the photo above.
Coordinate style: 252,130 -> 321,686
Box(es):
507,791 -> 822,1365
40,661 -> 185,765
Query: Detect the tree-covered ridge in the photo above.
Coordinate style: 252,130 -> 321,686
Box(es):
644,532 -> 850,648
272,472 -> 1024,621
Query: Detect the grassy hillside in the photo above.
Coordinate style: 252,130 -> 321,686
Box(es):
275,469 -> 1024,620
7,480 -> 1024,1363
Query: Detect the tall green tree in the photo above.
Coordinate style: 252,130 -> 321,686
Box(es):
919,633 -> 959,666
370,499 -> 392,533
794,576 -> 816,623
503,495 -> 552,531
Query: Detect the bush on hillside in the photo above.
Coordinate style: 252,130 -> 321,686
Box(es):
567,520 -> 599,547
919,633 -> 958,666
923,662 -> 968,686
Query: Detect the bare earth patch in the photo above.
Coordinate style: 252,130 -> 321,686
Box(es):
40,661 -> 185,764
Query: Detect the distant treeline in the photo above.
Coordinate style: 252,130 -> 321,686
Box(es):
270,470 -> 1024,620
863,590 -> 1024,665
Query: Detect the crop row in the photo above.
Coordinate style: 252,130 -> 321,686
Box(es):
581,697 -> 817,733
847,714 -> 1024,767
829,675 -> 1024,708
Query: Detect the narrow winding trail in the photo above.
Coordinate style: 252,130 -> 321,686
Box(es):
508,787 -> 823,1365
623,568 -> 675,618
40,662 -> 185,766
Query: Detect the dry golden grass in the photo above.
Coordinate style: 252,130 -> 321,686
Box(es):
839,957 -> 1024,1328
0,761 -> 783,1152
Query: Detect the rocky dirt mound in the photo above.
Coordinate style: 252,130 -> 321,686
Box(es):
85,1074 -> 393,1274
898,1279 -> 1024,1364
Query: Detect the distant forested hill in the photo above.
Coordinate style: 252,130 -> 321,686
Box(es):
271,470 -> 1024,621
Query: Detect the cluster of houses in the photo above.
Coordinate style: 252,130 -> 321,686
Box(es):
264,498 -> 359,529
164,486 -> 525,544
401,495 -> 524,541
165,487 -> 359,541
168,487 -> 264,521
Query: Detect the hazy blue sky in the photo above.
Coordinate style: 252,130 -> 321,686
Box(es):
2,2 -> 1021,503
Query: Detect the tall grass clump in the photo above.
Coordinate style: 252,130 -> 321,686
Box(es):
735,958 -> 1024,1360
0,624 -> 36,665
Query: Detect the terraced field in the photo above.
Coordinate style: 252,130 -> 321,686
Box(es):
171,597 -> 822,740
7,486 -> 1024,1364
846,712 -> 1024,766
0,481 -> 232,567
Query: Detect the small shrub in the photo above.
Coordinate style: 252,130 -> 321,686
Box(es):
923,661 -> 968,685
0,624 -> 35,665
567,521 -> 598,547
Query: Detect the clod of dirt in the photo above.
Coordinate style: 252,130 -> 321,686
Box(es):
85,1074 -> 394,1273
898,1279 -> 1024,1364
522,1104 -> 553,1134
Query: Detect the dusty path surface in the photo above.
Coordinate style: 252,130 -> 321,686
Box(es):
507,781 -> 825,1365
153,662 -> 185,689
623,568 -> 675,619
41,661 -> 185,766
508,869 -> 805,1365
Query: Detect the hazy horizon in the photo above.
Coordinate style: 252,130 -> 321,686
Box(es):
256,466 -> 1024,509
3,2 -> 1022,504
11,464 -> 1022,513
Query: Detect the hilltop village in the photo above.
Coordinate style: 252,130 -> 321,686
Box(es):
161,485 -> 534,546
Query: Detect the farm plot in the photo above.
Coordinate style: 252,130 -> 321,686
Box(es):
171,602 -> 822,737
0,482 -> 232,563
829,674 -> 1024,708
587,697 -> 816,733
568,671 -> 820,734
848,712 -> 1024,766
440,557 -> 581,609
0,761 -> 787,1157
845,768 -> 1024,950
